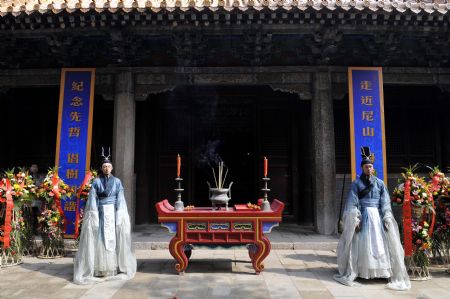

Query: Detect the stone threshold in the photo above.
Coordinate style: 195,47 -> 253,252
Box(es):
132,240 -> 338,251
32,238 -> 338,252
32,223 -> 339,252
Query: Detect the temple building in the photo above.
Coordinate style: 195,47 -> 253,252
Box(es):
1,0 -> 450,234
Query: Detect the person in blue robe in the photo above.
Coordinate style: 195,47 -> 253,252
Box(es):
333,147 -> 410,290
73,153 -> 136,284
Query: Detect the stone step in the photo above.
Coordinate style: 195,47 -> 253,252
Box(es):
132,240 -> 338,251
34,223 -> 339,252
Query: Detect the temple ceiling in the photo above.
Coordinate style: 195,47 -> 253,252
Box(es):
0,8 -> 449,69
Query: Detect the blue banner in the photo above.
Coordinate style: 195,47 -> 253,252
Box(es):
55,68 -> 95,238
348,67 -> 387,183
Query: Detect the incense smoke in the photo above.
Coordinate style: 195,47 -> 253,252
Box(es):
197,139 -> 223,167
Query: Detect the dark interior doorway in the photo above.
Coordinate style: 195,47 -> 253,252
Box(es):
0,87 -> 59,170
334,85 -> 450,175
135,85 -> 313,224
0,87 -> 113,173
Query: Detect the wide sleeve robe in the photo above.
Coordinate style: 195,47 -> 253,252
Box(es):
73,177 -> 136,284
333,176 -> 410,291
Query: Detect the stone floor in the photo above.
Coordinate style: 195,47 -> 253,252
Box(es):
1,224 -> 449,299
1,249 -> 450,299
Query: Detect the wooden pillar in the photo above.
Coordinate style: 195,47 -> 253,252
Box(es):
311,71 -> 337,235
113,71 -> 136,226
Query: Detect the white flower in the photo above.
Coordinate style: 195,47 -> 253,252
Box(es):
422,193 -> 427,198
399,183 -> 405,191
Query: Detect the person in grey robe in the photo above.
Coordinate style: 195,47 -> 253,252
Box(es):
73,153 -> 136,284
333,147 -> 410,290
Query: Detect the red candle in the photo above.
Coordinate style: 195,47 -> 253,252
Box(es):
264,156 -> 268,178
177,154 -> 181,178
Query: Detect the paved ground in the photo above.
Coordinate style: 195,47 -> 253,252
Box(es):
1,224 -> 449,299
1,249 -> 450,299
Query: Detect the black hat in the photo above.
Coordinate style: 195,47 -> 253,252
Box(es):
101,147 -> 112,165
360,146 -> 374,166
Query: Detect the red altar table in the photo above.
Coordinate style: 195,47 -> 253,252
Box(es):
155,199 -> 285,274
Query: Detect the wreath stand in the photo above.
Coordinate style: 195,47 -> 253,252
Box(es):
403,180 -> 434,280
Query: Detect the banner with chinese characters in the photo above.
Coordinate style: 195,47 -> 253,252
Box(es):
55,68 -> 95,238
348,67 -> 387,184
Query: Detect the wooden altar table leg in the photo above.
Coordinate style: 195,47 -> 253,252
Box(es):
251,236 -> 271,275
169,236 -> 189,274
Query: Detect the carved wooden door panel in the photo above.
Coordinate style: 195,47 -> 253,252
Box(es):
145,86 -> 301,223
191,96 -> 256,207
258,101 -> 294,217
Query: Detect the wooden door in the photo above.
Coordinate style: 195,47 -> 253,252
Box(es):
136,86 -> 311,224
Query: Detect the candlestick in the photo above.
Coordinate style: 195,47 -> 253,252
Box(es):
177,154 -> 181,178
264,157 -> 268,178
174,177 -> 184,211
261,176 -> 272,211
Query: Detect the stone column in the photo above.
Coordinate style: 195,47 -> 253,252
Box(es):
311,71 -> 337,235
113,71 -> 136,226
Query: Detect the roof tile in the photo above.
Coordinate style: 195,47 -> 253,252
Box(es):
0,0 -> 448,15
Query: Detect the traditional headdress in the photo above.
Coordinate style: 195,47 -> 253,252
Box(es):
360,146 -> 375,166
101,147 -> 112,165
